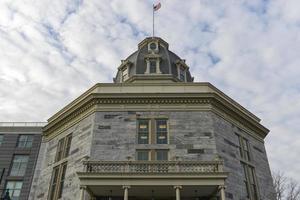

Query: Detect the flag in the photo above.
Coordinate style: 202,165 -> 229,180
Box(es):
153,2 -> 161,11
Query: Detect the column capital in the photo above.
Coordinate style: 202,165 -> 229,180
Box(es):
123,185 -> 131,189
174,185 -> 182,190
218,185 -> 226,190
80,185 -> 87,190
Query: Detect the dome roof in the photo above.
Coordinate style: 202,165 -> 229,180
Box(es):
114,37 -> 194,83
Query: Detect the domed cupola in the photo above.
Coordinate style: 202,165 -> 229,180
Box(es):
114,37 -> 194,83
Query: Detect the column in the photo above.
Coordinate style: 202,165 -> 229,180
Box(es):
219,185 -> 226,200
174,186 -> 182,200
123,185 -> 131,200
80,186 -> 86,200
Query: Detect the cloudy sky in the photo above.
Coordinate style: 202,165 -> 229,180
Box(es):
0,0 -> 299,181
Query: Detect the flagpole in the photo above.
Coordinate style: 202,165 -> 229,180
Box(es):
152,4 -> 154,37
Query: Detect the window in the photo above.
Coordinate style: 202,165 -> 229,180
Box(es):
156,150 -> 168,161
48,162 -> 68,200
236,134 -> 251,161
10,155 -> 29,176
137,151 -> 149,161
149,60 -> 157,73
179,66 -> 185,81
55,138 -> 65,162
138,120 -> 149,144
149,42 -> 157,50
17,135 -> 33,148
55,134 -> 72,162
5,181 -> 23,200
0,135 -> 3,146
122,67 -> 129,82
237,133 -> 259,200
156,119 -> 168,144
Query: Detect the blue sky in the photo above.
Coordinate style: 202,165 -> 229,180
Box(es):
0,0 -> 300,182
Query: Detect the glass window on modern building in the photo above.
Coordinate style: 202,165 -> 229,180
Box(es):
17,135 -> 34,148
137,120 -> 149,144
0,134 -> 3,146
156,150 -> 168,161
10,155 -> 29,176
5,181 -> 23,200
156,119 -> 168,144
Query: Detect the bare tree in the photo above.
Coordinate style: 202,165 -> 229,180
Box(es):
273,171 -> 300,200
286,179 -> 300,200
273,171 -> 287,200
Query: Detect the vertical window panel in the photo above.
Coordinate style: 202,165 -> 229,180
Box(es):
156,119 -> 168,144
10,155 -> 29,176
0,135 -> 3,146
55,138 -> 65,162
17,135 -> 33,148
138,120 -> 149,144
156,150 -> 168,161
137,151 -> 149,161
150,60 -> 157,73
6,181 -> 23,200
64,134 -> 72,158
57,163 -> 67,198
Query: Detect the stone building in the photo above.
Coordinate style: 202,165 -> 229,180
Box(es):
0,122 -> 44,200
30,37 -> 275,200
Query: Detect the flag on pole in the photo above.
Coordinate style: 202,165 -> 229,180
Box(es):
153,2 -> 161,11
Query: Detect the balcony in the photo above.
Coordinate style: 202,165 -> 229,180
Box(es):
77,160 -> 228,200
83,160 -> 224,174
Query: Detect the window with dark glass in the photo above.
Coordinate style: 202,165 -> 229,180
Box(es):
64,134 -> 72,158
17,135 -> 33,148
249,166 -> 259,200
179,66 -> 185,81
149,42 -> 157,50
55,133 -> 72,162
55,138 -> 65,162
10,155 -> 29,176
49,166 -> 59,200
156,119 -> 168,144
156,150 -> 168,161
5,181 -> 23,200
138,120 -> 149,144
150,60 -> 157,73
243,138 -> 250,161
0,134 -> 3,146
236,134 -> 251,161
242,163 -> 250,198
57,163 -> 67,198
48,162 -> 67,200
137,150 -> 149,161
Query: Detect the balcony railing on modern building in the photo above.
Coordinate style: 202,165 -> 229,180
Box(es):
83,160 -> 224,174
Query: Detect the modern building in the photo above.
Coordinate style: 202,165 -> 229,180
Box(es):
0,122 -> 45,200
29,37 -> 275,200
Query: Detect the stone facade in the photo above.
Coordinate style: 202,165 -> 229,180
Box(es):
30,37 -> 275,200
30,114 -> 95,200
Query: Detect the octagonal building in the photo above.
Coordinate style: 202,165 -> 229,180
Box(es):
30,37 -> 275,200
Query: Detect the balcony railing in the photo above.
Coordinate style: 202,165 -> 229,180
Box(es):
83,160 -> 223,174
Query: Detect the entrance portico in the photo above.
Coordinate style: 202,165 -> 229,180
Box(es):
77,160 -> 228,200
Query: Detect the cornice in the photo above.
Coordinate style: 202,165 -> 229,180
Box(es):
43,93 -> 269,141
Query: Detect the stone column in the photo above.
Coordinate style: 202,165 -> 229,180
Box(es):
123,186 -> 131,200
219,185 -> 226,200
80,186 -> 86,200
174,186 -> 182,200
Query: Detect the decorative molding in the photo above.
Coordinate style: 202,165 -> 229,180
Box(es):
43,93 -> 268,142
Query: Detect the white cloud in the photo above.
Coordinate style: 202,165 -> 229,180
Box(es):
0,0 -> 299,182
